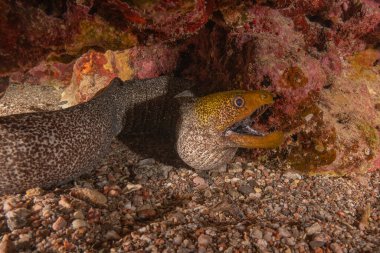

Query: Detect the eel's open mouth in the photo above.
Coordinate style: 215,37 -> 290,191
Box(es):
224,104 -> 284,149
225,104 -> 270,136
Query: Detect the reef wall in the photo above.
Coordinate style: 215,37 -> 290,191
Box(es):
0,0 -> 379,174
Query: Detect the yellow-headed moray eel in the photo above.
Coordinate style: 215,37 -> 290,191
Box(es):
0,76 -> 283,195
176,90 -> 284,170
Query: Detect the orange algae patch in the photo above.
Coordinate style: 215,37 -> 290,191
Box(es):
61,50 -> 134,106
347,49 -> 380,82
280,66 -> 308,89
67,19 -> 137,56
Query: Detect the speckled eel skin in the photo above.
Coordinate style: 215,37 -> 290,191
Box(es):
0,76 -> 283,195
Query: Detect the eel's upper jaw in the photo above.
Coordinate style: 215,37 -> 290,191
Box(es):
224,105 -> 284,149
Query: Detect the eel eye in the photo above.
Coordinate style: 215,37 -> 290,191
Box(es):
233,96 -> 245,108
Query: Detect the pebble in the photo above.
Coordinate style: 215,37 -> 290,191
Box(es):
71,188 -> 107,205
42,206 -> 53,218
330,242 -> 344,253
204,189 -> 212,198
0,234 -> 13,253
217,164 -> 228,172
249,192 -> 262,199
105,185 -> 121,197
256,238 -> 268,250
306,222 -> 322,235
72,219 -> 88,229
137,158 -> 155,166
230,177 -> 240,183
25,187 -> 44,197
168,212 -> 186,224
105,230 -> 121,240
3,198 -> 19,212
31,203 -> 43,212
228,163 -> 243,173
123,183 -> 142,193
73,210 -> 85,220
5,208 -> 32,231
250,228 -> 263,239
282,171 -> 302,180
58,197 -> 72,209
173,235 -> 183,245
238,184 -> 253,195
278,227 -> 292,238
313,233 -> 330,243
198,234 -> 212,247
193,176 -> 208,188
285,237 -> 296,246
228,189 -> 240,199
160,165 -> 173,179
137,208 -> 157,220
309,233 -> 330,249
309,240 -> 325,249
15,233 -> 32,250
52,216 -> 67,231
263,231 -> 273,242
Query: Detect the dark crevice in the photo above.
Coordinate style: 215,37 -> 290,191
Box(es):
306,15 -> 333,28
27,0 -> 68,18
323,83 -> 333,89
342,1 -> 363,22
261,75 -> 272,88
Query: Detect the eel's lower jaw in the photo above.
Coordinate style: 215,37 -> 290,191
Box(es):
225,130 -> 284,149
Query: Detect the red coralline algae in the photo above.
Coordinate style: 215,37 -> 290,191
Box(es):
179,5 -> 328,115
9,61 -> 75,87
128,45 -> 179,80
271,0 -> 380,52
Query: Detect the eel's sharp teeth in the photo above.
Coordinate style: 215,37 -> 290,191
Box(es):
243,125 -> 265,136
225,130 -> 233,136
252,104 -> 268,119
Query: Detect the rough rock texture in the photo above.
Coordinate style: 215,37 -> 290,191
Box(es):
0,1 -> 379,174
0,0 -> 212,76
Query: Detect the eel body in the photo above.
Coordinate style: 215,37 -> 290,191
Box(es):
0,77 -> 190,194
0,76 -> 283,195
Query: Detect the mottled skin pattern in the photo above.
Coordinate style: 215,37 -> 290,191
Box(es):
0,77 -> 283,194
0,76 -> 192,195
176,90 -> 284,170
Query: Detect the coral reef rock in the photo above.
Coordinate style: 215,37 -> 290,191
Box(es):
0,0 -> 379,174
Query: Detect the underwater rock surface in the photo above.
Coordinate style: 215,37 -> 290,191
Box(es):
0,0 -> 379,174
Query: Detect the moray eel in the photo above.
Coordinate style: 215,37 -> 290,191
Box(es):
176,90 -> 284,170
0,76 -> 283,195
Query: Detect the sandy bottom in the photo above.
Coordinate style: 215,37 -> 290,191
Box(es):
0,84 -> 379,252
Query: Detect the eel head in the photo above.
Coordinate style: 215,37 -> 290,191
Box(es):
176,90 -> 284,170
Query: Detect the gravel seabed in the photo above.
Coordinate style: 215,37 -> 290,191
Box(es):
0,84 -> 379,253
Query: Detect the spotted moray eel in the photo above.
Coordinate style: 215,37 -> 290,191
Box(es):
0,76 -> 283,195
